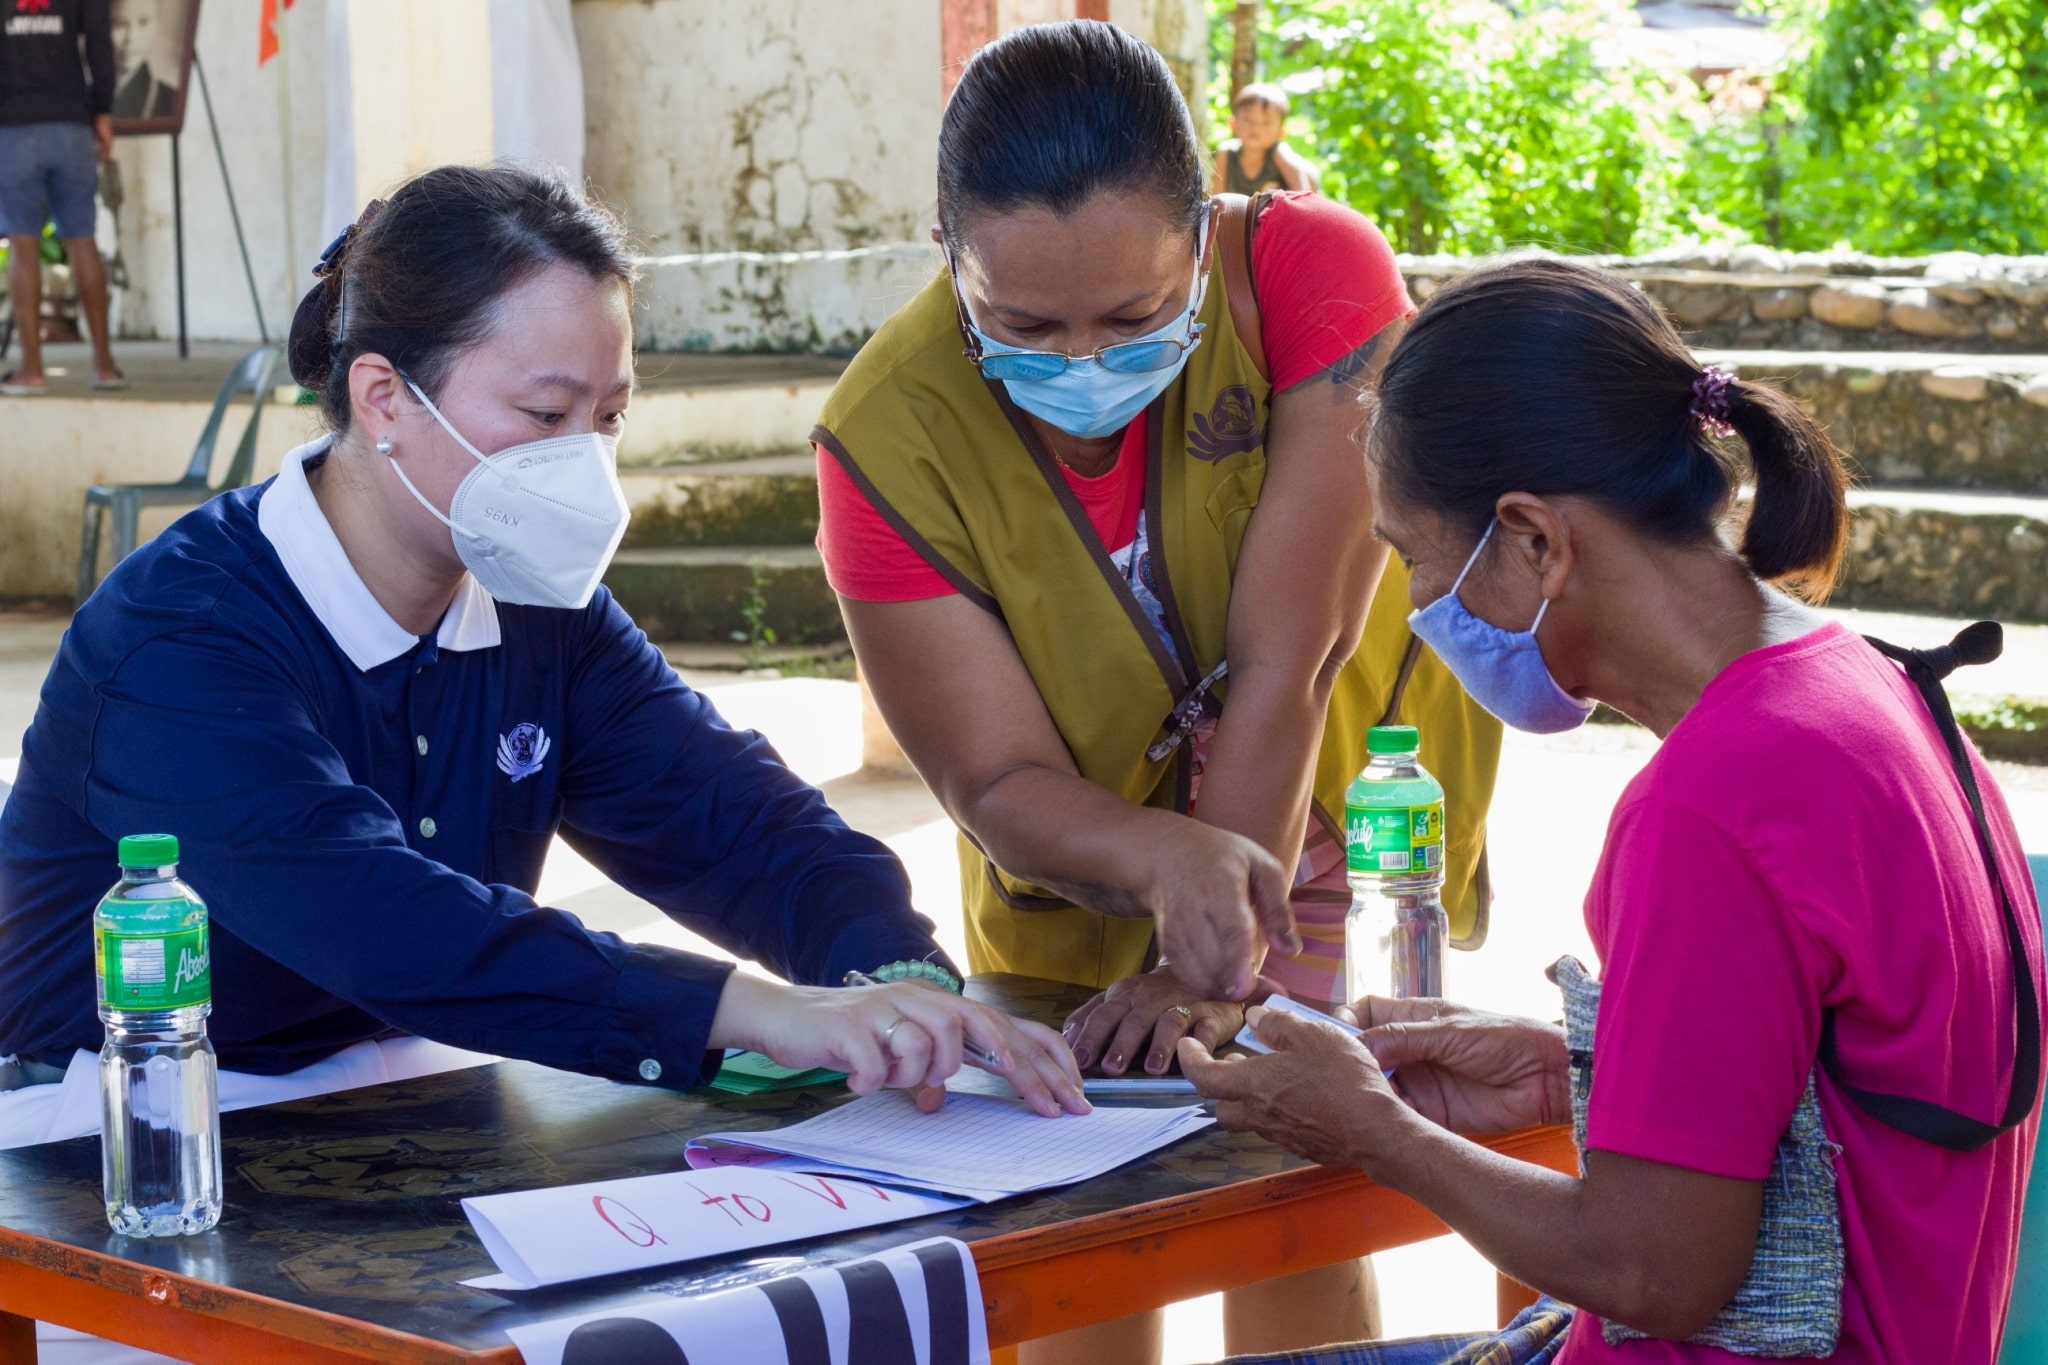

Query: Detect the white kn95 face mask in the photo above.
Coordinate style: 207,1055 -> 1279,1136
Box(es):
386,377 -> 631,610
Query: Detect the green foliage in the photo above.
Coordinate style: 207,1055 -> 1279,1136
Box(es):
1214,0 -> 2048,257
1956,697 -> 2048,765
732,558 -> 780,671
0,224 -> 67,274
1691,0 -> 2048,253
1223,0 -> 1687,254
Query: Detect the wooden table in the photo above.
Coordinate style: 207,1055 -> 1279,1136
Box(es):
0,975 -> 1576,1363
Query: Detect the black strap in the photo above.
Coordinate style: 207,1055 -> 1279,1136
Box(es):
1817,623 -> 2041,1151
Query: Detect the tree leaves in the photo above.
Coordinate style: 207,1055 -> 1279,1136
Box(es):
1216,0 -> 2048,255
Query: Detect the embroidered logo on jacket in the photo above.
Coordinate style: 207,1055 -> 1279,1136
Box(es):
496,723 -> 551,783
1187,384 -> 1263,463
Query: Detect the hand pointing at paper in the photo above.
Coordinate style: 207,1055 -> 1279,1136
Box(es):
709,972 -> 1090,1118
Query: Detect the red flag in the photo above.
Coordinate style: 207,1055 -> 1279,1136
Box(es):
259,0 -> 296,66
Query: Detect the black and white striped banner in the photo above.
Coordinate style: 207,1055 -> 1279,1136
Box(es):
506,1237 -> 989,1365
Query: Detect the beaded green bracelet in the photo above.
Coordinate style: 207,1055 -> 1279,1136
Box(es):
868,959 -> 963,993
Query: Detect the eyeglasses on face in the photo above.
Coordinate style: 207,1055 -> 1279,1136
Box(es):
942,207 -> 1214,382
967,328 -> 1206,381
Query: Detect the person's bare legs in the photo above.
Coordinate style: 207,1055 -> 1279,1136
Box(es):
1019,1308 -> 1163,1365
1224,1259 -> 1379,1355
6,233 -> 44,385
62,236 -> 118,383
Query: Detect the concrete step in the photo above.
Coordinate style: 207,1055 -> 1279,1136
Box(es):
1834,488 -> 2048,622
621,354 -> 845,464
618,453 -> 819,549
602,545 -> 838,645
1706,350 -> 2048,494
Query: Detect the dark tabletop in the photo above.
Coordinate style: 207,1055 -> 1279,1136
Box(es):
0,975 -> 1313,1352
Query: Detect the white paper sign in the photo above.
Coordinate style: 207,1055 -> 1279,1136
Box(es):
505,1236 -> 990,1365
462,1166 -> 970,1291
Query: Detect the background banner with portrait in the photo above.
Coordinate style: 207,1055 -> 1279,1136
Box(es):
109,0 -> 200,136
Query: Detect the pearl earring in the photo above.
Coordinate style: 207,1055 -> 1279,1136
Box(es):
375,438 -> 394,456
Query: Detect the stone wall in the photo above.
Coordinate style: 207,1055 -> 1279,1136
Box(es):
1835,495 -> 2048,622
1726,356 -> 2048,492
636,243 -> 2048,358
1404,249 -> 2048,353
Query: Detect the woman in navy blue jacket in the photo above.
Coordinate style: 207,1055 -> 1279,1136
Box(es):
0,165 -> 1085,1118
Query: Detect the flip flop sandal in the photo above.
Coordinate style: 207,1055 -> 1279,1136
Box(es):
91,371 -> 129,392
0,371 -> 48,397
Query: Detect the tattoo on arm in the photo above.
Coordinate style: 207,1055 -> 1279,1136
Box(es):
1325,334 -> 1382,400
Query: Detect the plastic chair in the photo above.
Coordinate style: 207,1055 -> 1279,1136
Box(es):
76,345 -> 284,604
2002,853 -> 2048,1363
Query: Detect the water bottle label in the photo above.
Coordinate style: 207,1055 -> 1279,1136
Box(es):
1345,802 -> 1444,875
95,924 -> 210,1010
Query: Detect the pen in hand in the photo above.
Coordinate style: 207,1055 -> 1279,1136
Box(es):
842,970 -> 1007,1072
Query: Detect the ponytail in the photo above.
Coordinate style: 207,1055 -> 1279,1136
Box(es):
1371,258 -> 1851,600
1725,379 -> 1849,593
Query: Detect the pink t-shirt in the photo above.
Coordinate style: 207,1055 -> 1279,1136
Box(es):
1561,623 -> 2043,1363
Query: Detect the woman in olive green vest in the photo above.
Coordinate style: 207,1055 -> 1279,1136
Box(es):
813,21 -> 1502,1361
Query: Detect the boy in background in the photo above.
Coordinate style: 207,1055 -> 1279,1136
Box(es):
1215,82 -> 1320,196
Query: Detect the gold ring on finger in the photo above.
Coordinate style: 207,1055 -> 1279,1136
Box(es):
1168,1005 -> 1193,1022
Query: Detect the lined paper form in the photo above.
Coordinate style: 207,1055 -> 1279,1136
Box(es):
686,1090 -> 1212,1201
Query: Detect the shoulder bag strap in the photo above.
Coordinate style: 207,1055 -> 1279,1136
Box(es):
1213,193 -> 1268,385
1819,622 -> 2041,1151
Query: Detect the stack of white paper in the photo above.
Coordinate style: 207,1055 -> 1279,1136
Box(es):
461,1092 -> 1213,1292
685,1090 -> 1213,1202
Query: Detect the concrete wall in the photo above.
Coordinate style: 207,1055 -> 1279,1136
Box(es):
343,0 -> 497,209
88,0 -> 1207,345
573,0 -> 946,255
0,399 -> 323,602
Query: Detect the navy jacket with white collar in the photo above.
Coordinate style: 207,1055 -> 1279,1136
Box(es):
0,441 -> 948,1086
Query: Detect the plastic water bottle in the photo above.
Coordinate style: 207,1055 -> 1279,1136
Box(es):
95,834 -> 222,1237
1343,726 -> 1448,1002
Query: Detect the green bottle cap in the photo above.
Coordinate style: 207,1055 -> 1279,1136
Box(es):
1367,725 -> 1421,755
117,834 -> 180,868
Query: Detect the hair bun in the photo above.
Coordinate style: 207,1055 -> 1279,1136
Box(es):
286,276 -> 340,389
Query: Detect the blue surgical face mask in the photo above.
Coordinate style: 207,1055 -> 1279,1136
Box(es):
955,233 -> 1208,441
1406,520 -> 1595,734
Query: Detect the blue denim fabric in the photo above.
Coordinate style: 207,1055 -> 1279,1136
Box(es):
1217,1298 -> 1572,1365
0,121 -> 97,238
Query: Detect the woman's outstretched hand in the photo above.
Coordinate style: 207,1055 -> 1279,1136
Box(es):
1343,997 -> 1571,1135
709,973 -> 1091,1117
1062,966 -> 1278,1075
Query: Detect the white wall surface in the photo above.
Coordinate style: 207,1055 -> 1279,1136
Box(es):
572,0 -> 946,254
93,0 -> 1206,347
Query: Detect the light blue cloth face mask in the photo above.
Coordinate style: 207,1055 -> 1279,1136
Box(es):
1407,519 -> 1596,734
955,231 -> 1208,441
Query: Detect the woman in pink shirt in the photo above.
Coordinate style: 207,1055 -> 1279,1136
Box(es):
1183,258 -> 2043,1362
